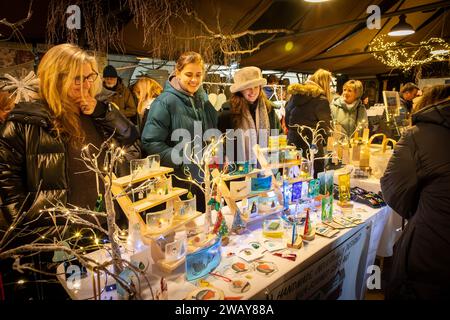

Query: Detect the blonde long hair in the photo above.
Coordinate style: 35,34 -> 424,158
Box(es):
38,43 -> 101,146
132,77 -> 163,115
309,68 -> 332,102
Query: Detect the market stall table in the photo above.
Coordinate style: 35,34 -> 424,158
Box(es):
334,168 -> 403,257
56,202 -> 389,300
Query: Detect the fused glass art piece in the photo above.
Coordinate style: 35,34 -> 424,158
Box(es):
251,175 -> 272,192
308,179 -> 320,198
146,208 -> 173,234
147,154 -> 160,171
165,237 -> 187,262
185,236 -> 221,281
291,181 -> 302,203
174,195 -> 196,219
321,195 -> 334,222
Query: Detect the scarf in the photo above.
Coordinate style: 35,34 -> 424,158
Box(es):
237,98 -> 270,163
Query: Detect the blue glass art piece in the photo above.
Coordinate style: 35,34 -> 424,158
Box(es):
291,181 -> 303,203
251,175 -> 272,192
282,180 -> 291,209
185,236 -> 222,281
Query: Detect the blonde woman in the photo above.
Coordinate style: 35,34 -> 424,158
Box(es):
285,68 -> 333,176
0,43 -> 139,230
330,80 -> 368,137
132,77 -> 163,132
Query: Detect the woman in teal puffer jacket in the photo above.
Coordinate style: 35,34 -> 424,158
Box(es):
141,52 -> 218,212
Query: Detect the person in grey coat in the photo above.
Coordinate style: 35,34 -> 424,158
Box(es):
330,80 -> 368,138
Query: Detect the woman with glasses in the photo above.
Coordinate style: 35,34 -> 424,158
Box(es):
0,43 -> 140,300
0,43 -> 139,236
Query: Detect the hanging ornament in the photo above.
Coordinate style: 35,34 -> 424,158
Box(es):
94,193 -> 104,212
310,143 -> 318,155
2,71 -> 40,104
52,240 -> 75,262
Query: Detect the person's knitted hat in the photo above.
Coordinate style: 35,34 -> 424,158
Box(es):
103,65 -> 118,78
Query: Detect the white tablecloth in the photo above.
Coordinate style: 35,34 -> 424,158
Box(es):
57,202 -> 389,300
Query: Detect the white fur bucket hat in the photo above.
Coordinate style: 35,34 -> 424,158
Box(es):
230,67 -> 267,93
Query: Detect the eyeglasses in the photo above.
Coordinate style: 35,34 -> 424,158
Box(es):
74,72 -> 98,85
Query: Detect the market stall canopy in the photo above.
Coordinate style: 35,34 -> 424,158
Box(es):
1,0 -> 449,76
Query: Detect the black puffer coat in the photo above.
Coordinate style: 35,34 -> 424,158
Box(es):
380,100 -> 450,299
285,83 -> 332,175
0,101 -> 140,231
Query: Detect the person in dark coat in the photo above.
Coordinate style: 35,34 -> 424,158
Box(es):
285,69 -> 333,176
102,65 -> 138,123
141,52 -> 218,212
399,82 -> 419,114
218,66 -> 282,164
0,43 -> 140,300
380,84 -> 450,300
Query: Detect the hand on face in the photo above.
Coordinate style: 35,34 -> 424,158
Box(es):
75,93 -> 97,115
68,63 -> 98,115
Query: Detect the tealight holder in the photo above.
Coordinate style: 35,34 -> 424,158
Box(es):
174,195 -> 197,220
146,208 -> 174,234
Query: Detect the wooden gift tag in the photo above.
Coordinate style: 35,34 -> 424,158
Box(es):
352,142 -> 361,162
362,128 -> 370,143
342,145 -> 350,165
326,136 -> 335,152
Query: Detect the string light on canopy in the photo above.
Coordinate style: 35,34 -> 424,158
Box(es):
368,35 -> 450,71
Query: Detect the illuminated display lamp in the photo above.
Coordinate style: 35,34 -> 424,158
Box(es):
388,14 -> 415,37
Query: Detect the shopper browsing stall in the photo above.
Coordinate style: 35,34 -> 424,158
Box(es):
285,69 -> 333,175
399,82 -> 419,114
102,64 -> 138,123
381,84 -> 450,300
0,44 -> 140,232
132,77 -> 163,133
141,51 -> 217,212
218,66 -> 281,162
330,80 -> 368,137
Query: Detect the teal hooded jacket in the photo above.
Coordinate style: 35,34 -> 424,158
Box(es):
141,79 -> 218,174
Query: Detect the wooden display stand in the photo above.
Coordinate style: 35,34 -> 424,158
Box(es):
111,167 -> 205,273
208,144 -> 307,227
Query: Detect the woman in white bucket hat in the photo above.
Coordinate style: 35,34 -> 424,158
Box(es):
218,66 -> 281,163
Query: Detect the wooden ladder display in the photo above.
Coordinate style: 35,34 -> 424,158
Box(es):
208,144 -> 304,223
111,167 -> 203,273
